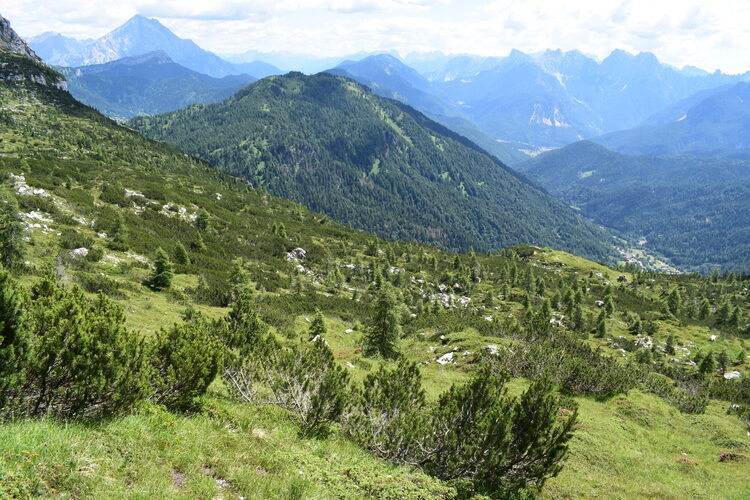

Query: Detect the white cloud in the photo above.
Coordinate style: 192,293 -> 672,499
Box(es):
2,0 -> 750,73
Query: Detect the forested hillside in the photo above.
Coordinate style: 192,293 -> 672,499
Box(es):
519,141 -> 750,272
59,51 -> 255,119
130,72 -> 614,261
1,19 -> 750,500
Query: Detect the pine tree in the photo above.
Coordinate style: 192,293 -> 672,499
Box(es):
309,310 -> 326,341
728,307 -> 740,330
629,316 -> 643,336
0,267 -> 28,410
604,295 -> 615,317
192,232 -> 207,251
109,212 -> 128,251
716,302 -> 731,324
173,242 -> 190,266
699,353 -> 716,375
0,189 -> 25,269
698,298 -> 711,320
24,277 -> 149,417
147,247 -> 174,290
151,317 -> 223,410
665,334 -> 676,355
196,209 -> 210,231
229,258 -> 250,301
572,304 -> 584,331
594,311 -> 606,338
717,350 -> 730,372
667,288 -> 682,316
363,284 -> 401,359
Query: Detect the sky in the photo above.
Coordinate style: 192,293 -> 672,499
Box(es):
4,0 -> 750,73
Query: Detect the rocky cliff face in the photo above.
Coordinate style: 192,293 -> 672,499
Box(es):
0,14 -> 67,90
0,15 -> 37,58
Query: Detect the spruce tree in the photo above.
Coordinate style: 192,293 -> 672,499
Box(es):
173,242 -> 190,266
363,284 -> 401,359
229,258 -> 250,301
699,353 -> 716,375
0,189 -> 25,269
109,212 -> 128,251
698,298 -> 711,320
309,310 -> 327,341
667,288 -> 682,316
147,247 -> 174,290
0,267 -> 28,410
196,209 -> 210,231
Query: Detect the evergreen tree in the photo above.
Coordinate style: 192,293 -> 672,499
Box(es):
363,284 -> 401,359
594,311 -> 606,338
698,353 -> 716,375
151,317 -> 223,410
109,212 -> 128,251
173,242 -> 190,266
728,307 -> 740,330
572,304 -> 584,331
23,277 -> 149,417
667,288 -> 682,316
698,298 -> 711,320
229,258 -> 250,301
0,267 -> 28,410
716,350 -> 730,372
192,232 -> 207,251
716,301 -> 731,324
665,334 -> 676,355
196,209 -> 210,231
604,295 -> 615,317
147,247 -> 174,290
309,310 -> 327,341
0,189 -> 25,269
629,316 -> 642,336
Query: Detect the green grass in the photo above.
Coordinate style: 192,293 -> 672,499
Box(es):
0,397 -> 452,499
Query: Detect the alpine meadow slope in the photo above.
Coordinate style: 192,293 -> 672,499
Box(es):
131,72 -> 615,261
1,14 -> 750,499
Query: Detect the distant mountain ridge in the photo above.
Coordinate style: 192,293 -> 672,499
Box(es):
594,81 -> 750,156
327,54 -> 530,165
59,51 -> 255,119
429,48 -> 750,148
28,15 -> 281,79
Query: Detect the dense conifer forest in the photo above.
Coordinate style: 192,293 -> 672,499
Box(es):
130,72 -> 614,261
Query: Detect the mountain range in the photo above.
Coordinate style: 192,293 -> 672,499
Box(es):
29,15 -> 282,79
327,54 -> 530,165
131,72 -> 614,260
594,81 -> 750,157
59,51 -> 256,119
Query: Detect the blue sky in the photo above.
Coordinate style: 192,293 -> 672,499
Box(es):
4,0 -> 750,73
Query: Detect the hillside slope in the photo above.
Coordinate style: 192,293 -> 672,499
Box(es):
59,51 -> 255,119
519,141 -> 750,272
1,22 -> 750,499
131,72 -> 614,261
327,54 -> 531,165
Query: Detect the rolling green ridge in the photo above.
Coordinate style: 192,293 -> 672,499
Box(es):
130,72 -> 614,262
59,51 -> 256,120
1,42 -> 750,500
519,141 -> 750,273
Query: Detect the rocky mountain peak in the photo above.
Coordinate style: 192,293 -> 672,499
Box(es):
0,14 -> 38,59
